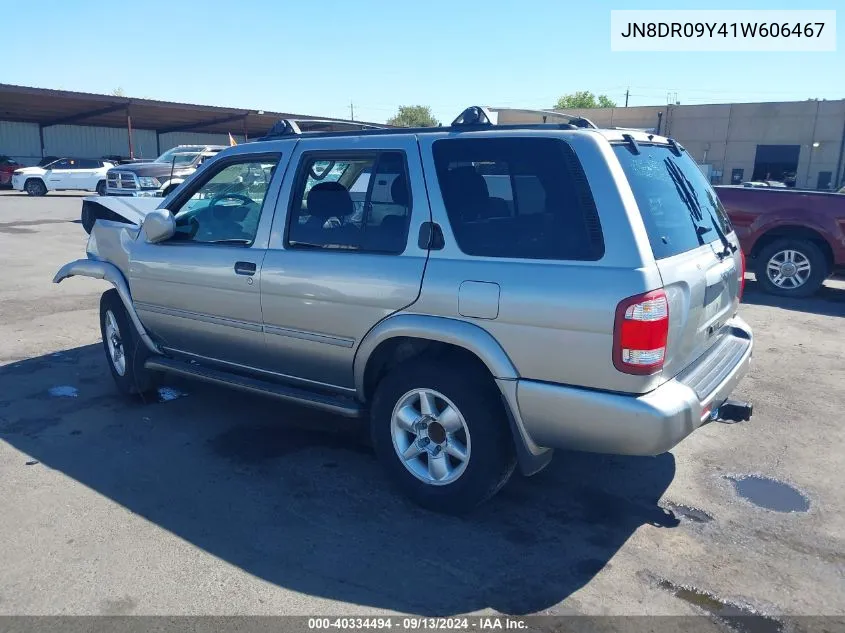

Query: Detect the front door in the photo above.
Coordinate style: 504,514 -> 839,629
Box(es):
259,136 -> 430,390
130,152 -> 285,369
44,158 -> 75,190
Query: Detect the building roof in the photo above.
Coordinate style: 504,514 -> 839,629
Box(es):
0,84 -> 382,136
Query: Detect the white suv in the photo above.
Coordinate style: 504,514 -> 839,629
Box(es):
12,158 -> 114,196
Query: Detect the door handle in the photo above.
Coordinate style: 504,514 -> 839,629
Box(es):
234,261 -> 257,276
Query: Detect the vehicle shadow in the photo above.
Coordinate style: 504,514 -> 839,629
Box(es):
742,277 -> 845,318
0,344 -> 679,615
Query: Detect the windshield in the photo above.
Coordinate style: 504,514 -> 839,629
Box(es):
154,146 -> 206,165
614,143 -> 733,260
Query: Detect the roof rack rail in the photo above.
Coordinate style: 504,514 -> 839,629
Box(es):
479,107 -> 599,130
257,117 -> 388,140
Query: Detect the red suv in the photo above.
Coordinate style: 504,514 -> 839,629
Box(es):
716,186 -> 845,297
0,155 -> 21,187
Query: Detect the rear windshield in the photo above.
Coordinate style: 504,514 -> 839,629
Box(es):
613,143 -> 733,260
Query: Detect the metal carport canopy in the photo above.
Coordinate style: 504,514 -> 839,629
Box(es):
0,83 -> 377,136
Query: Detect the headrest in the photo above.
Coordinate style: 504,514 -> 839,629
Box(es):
307,181 -> 353,219
391,175 -> 409,206
443,166 -> 489,203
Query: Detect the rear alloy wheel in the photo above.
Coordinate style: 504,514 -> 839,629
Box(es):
96,180 -> 107,196
371,358 -> 516,513
24,179 -> 47,196
390,388 -> 472,486
755,238 -> 826,298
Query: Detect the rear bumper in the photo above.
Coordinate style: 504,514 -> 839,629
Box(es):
514,316 -> 753,456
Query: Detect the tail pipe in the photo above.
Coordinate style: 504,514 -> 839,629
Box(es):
715,399 -> 753,423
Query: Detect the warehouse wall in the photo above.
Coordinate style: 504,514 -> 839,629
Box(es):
500,100 -> 845,188
0,124 -> 248,166
0,121 -> 41,164
42,125 -> 158,161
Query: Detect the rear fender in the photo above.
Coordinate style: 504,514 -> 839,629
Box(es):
53,259 -> 160,355
354,313 -> 553,475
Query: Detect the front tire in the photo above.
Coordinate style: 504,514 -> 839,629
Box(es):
96,180 -> 106,196
99,289 -> 157,397
371,358 -> 516,513
755,238 -> 827,298
24,178 -> 47,196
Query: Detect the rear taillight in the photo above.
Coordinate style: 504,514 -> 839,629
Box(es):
738,248 -> 746,302
613,289 -> 669,375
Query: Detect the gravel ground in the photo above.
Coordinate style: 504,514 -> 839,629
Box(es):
0,190 -> 843,624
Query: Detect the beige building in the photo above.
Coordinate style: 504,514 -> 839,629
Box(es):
494,100 -> 845,190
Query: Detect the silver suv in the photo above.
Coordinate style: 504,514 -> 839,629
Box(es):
55,107 -> 753,513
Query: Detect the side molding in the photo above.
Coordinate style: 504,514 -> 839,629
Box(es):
53,258 -> 161,355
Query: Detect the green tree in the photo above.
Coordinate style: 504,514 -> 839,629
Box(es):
110,87 -> 126,97
554,91 -> 616,109
387,105 -> 440,127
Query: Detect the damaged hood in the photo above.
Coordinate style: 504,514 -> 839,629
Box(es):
86,195 -> 163,226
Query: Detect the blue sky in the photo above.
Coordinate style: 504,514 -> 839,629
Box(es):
2,0 -> 841,124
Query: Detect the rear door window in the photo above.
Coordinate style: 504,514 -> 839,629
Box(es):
287,151 -> 412,254
613,144 -> 733,260
432,137 -> 604,260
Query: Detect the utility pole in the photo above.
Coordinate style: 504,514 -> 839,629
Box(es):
625,88 -> 629,107
350,101 -> 354,121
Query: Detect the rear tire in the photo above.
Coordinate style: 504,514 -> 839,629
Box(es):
371,357 -> 516,513
96,180 -> 106,196
99,289 -> 157,397
755,238 -> 827,298
24,178 -> 47,196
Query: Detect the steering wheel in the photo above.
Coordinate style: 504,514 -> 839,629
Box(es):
208,193 -> 254,219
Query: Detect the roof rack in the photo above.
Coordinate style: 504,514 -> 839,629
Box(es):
257,117 -> 388,140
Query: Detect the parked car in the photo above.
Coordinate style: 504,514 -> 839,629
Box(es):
55,109 -> 753,512
37,156 -> 60,167
105,145 -> 224,197
12,158 -> 114,196
716,185 -> 845,297
0,155 -> 21,187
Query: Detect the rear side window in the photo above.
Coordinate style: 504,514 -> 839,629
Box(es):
432,138 -> 604,260
613,144 -> 733,260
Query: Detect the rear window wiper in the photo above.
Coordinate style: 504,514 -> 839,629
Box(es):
665,160 -> 705,246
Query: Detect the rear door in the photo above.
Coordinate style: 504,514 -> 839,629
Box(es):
613,143 -> 742,378
259,135 -> 430,390
73,159 -> 101,189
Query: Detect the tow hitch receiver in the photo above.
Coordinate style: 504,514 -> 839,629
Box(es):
714,399 -> 753,423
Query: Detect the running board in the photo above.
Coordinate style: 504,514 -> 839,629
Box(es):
144,357 -> 362,418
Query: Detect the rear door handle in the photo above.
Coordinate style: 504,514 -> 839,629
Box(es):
234,261 -> 257,276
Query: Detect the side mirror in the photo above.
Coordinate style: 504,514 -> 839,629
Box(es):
141,209 -> 176,243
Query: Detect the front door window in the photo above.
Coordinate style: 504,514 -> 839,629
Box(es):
169,158 -> 280,245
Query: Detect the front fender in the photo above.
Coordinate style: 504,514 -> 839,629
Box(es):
53,258 -> 160,355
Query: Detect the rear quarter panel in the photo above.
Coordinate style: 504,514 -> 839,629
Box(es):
414,130 -> 664,394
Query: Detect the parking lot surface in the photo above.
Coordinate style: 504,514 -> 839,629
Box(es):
1,191 -> 843,620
